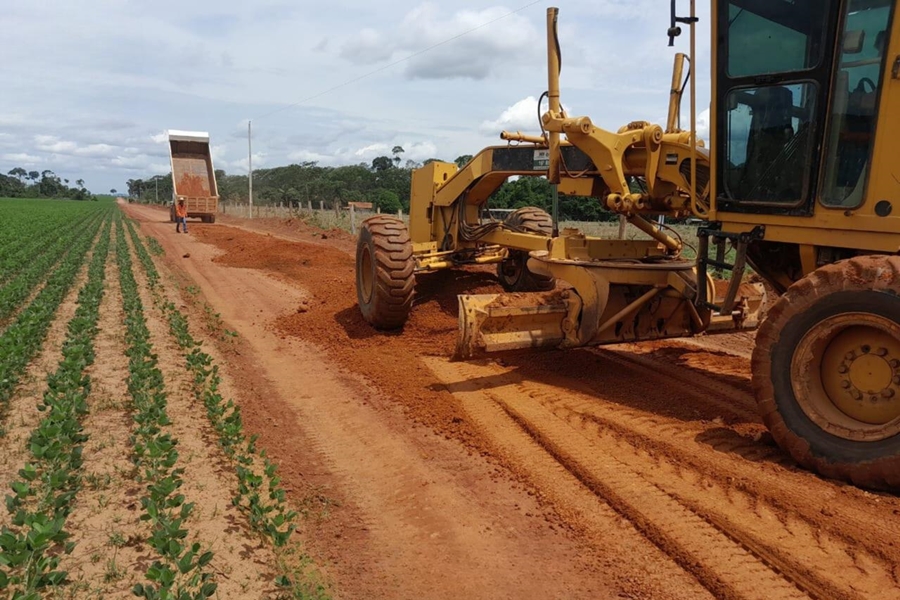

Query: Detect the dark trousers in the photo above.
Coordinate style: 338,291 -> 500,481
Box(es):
176,216 -> 188,233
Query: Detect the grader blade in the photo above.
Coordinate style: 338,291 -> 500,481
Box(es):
456,292 -> 569,359
707,282 -> 767,331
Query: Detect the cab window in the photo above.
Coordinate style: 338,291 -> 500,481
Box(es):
820,0 -> 894,207
724,83 -> 817,205
727,1 -> 828,78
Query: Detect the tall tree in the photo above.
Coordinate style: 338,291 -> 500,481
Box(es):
454,155 -> 474,169
391,145 -> 404,166
371,156 -> 393,172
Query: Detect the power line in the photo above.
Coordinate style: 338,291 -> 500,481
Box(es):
253,0 -> 543,120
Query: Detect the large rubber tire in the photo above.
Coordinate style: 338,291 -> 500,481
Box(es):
207,215 -> 216,224
752,256 -> 900,490
356,216 -> 415,329
496,207 -> 555,292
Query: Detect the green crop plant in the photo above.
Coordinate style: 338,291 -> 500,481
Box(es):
0,216 -> 112,594
0,207 -> 110,409
124,220 -> 314,592
114,217 -> 216,599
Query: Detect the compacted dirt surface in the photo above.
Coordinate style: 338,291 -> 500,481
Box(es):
123,204 -> 900,600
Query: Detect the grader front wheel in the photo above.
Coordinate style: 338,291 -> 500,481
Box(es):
752,256 -> 900,489
356,216 -> 415,329
497,207 -> 556,292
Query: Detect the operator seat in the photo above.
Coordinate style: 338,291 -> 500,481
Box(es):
740,86 -> 794,201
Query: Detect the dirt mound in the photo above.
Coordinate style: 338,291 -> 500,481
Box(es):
192,226 -> 503,449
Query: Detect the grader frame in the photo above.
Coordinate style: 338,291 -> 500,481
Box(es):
355,2 -> 900,489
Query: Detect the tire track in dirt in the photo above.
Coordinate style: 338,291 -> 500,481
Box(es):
469,356 -> 900,598
499,399 -> 814,600
422,357 -> 714,600
430,358 -> 816,600
514,347 -> 900,568
503,388 -> 888,599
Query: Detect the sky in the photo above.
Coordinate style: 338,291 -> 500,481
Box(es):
0,0 -> 712,194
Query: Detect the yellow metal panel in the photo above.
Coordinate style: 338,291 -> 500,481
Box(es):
862,10 -> 900,218
409,162 -> 457,244
722,219 -> 900,253
709,0 -> 719,222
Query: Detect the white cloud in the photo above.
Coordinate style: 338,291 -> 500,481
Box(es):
354,143 -> 390,157
340,3 -> 540,80
480,96 -> 541,135
695,108 -> 710,143
340,29 -> 392,65
0,0 -> 714,192
286,149 -> 332,163
2,153 -> 42,165
284,140 -> 437,167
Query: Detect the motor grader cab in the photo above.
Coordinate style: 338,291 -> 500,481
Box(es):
354,1 -> 900,489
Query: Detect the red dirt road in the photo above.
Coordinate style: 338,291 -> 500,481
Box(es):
123,204 -> 900,600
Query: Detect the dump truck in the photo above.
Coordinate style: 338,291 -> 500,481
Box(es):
167,130 -> 219,224
355,2 -> 900,490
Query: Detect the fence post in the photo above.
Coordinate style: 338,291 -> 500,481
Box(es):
398,209 -> 403,219
350,204 -> 357,235
319,201 -> 324,211
308,200 -> 313,211
617,215 -> 627,240
377,207 -> 381,214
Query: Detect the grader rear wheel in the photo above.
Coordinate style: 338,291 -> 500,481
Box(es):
497,207 -> 556,292
752,256 -> 900,489
356,216 -> 415,329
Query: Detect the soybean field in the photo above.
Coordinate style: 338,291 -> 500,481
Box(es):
0,199 -> 321,598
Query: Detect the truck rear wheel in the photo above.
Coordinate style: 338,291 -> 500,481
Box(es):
752,256 -> 900,490
356,216 -> 415,329
497,207 -> 555,292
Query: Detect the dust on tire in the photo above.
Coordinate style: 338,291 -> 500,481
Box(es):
356,216 -> 415,329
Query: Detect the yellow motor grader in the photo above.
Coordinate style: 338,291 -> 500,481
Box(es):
355,1 -> 900,489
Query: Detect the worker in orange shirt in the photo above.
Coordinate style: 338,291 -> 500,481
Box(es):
175,199 -> 188,233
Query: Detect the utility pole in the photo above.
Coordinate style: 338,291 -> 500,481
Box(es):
248,120 -> 254,219
155,177 -> 158,204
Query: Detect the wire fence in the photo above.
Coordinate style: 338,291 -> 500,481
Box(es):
216,202 -> 700,247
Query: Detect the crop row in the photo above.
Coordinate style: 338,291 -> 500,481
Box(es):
0,199 -> 97,259
0,201 -> 105,271
0,217 -> 112,595
114,217 -> 216,600
124,221 -> 299,582
0,209 -> 109,409
0,209 -> 98,286
0,211 -> 107,326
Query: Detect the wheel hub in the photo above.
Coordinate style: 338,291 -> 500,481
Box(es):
793,314 -> 900,441
847,350 -> 895,393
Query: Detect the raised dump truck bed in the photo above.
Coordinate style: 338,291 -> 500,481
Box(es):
168,130 -> 219,223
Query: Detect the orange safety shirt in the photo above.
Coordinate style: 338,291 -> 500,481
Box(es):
175,203 -> 187,218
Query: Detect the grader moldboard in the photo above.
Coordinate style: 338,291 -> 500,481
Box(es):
355,2 -> 900,489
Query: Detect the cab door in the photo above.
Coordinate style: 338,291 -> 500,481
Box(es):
840,0 -> 900,217
712,0 -> 841,216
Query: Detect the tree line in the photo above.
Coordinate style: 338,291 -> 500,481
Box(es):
126,146 -> 620,222
0,168 -> 96,200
